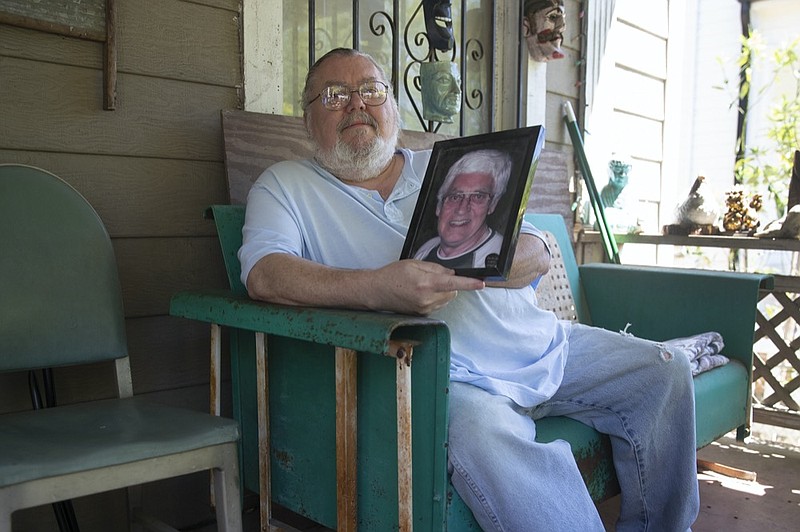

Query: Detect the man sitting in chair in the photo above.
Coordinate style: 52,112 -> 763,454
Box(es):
239,48 -> 699,531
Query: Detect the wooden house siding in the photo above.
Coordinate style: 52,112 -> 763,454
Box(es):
1,1 -> 242,529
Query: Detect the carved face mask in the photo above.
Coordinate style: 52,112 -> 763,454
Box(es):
423,0 -> 455,51
420,61 -> 462,123
522,0 -> 566,62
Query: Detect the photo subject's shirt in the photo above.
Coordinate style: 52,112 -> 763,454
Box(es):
239,148 -> 569,408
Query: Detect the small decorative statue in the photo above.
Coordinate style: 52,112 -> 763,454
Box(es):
522,0 -> 566,62
672,175 -> 720,234
722,187 -> 761,234
420,60 -> 462,123
582,155 -> 641,234
600,157 -> 631,209
600,156 -> 641,233
422,0 -> 455,52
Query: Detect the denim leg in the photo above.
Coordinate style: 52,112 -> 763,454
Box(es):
532,323 -> 700,532
448,381 -> 605,532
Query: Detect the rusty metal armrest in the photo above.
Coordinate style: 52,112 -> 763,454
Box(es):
170,289 -> 450,531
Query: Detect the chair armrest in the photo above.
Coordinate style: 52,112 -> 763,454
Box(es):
170,289 -> 444,356
579,263 -> 773,368
170,288 -> 453,529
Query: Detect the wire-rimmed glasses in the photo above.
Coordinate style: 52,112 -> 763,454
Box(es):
308,81 -> 389,110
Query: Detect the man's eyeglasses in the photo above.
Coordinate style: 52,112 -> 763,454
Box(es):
442,192 -> 493,206
309,81 -> 389,110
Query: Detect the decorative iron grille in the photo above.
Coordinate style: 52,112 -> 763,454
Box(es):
283,0 -> 495,136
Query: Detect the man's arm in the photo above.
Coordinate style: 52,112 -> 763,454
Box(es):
246,253 -> 486,316
485,233 -> 550,289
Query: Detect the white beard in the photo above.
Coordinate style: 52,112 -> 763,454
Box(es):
314,114 -> 399,183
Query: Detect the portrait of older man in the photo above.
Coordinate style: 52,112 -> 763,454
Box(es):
413,149 -> 512,270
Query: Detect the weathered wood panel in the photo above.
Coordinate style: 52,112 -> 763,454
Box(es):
126,316 -> 226,394
221,110 -> 448,204
0,0 -> 105,37
0,316 -> 218,411
0,0 -> 242,528
117,0 -> 240,85
0,58 -> 238,159
0,23 -> 102,65
0,150 -> 227,237
114,236 -> 227,317
221,110 -> 571,219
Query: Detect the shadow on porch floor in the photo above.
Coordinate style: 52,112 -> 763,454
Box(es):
599,431 -> 800,531
197,429 -> 800,531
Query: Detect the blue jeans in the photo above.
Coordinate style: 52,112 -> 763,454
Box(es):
447,323 -> 700,531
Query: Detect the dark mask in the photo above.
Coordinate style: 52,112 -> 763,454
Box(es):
423,0 -> 455,52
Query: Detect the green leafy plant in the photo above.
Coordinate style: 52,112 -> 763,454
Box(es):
730,32 -> 800,216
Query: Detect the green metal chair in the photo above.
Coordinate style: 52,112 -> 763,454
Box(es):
171,204 -> 771,531
0,164 -> 243,531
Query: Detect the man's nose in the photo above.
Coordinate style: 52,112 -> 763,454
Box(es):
455,198 -> 472,212
346,90 -> 367,111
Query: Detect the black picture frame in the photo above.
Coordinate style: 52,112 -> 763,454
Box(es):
400,126 -> 545,280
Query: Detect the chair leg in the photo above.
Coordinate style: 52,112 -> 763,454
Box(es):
0,507 -> 12,532
128,485 -> 145,532
212,445 -> 244,532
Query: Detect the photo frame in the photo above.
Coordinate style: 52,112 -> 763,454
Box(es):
400,126 -> 545,280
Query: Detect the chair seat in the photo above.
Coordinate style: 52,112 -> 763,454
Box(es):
0,396 -> 240,487
694,359 -> 749,447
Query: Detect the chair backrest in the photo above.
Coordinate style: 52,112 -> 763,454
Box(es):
221,109 -> 446,205
208,205 -> 247,296
525,212 -> 586,323
0,164 -> 128,372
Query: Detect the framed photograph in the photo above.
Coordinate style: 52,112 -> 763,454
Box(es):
400,126 -> 545,280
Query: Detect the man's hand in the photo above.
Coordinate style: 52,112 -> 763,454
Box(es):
246,254 -> 484,316
485,233 -> 550,288
367,260 -> 485,315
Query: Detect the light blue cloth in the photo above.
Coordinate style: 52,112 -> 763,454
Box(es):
240,148 -> 566,408
665,331 -> 729,376
239,149 -> 699,530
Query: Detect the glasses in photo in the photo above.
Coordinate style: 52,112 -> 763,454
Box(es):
442,192 -> 493,206
309,81 -> 389,110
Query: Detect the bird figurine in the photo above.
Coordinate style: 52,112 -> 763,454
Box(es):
755,204 -> 800,239
673,176 -> 719,233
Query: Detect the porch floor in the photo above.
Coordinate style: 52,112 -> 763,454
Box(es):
208,428 -> 800,531
599,431 -> 800,531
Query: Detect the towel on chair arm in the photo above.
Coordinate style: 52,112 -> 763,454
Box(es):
664,331 -> 729,376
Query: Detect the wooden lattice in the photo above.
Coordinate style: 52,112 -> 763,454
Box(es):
753,291 -> 800,412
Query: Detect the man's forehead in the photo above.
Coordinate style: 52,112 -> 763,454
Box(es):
451,172 -> 493,188
314,55 -> 383,84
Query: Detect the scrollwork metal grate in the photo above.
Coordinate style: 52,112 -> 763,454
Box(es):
292,0 -> 494,135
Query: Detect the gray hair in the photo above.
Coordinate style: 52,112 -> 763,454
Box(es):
437,149 -> 513,209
